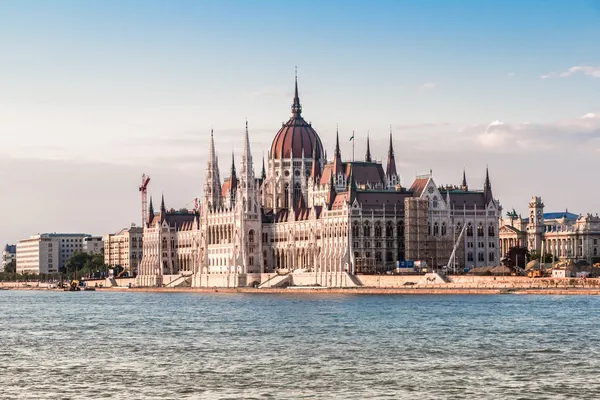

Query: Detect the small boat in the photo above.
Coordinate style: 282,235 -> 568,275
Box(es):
84,287 -> 96,291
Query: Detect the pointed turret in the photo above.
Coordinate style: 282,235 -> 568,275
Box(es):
261,155 -> 266,180
332,127 -> 343,175
327,173 -> 336,210
385,127 -> 399,188
230,152 -> 237,190
386,128 -> 397,177
365,134 -> 372,162
291,67 -> 302,117
160,194 -> 166,222
240,120 -> 255,187
461,168 -> 468,191
310,137 -> 321,183
204,129 -> 222,209
484,166 -> 493,204
348,165 -> 357,204
147,196 -> 154,224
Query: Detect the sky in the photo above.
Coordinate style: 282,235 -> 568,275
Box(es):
1,0 -> 600,246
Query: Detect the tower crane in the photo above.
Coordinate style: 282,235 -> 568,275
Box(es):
446,223 -> 467,274
139,174 -> 151,226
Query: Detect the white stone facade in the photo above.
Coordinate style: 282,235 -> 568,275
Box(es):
500,196 -> 600,263
136,79 -> 502,287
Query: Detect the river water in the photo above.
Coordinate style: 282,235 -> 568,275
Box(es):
1,291 -> 599,399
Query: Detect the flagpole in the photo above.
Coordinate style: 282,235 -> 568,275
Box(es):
352,130 -> 355,162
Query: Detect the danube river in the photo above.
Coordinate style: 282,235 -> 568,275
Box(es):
1,291 -> 600,399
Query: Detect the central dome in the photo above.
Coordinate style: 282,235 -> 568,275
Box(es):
270,78 -> 324,160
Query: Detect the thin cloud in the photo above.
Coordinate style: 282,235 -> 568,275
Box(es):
420,82 -> 436,90
507,72 -> 516,77
541,66 -> 600,79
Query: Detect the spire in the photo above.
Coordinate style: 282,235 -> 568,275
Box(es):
310,138 -> 321,183
484,166 -> 493,204
204,129 -> 222,209
230,152 -> 237,191
160,193 -> 166,221
348,165 -> 357,190
291,67 -> 302,117
461,168 -> 468,191
148,196 -> 154,224
333,126 -> 343,175
261,155 -> 266,180
386,126 -> 397,177
365,134 -> 372,162
327,172 -> 336,210
484,166 -> 491,190
240,119 -> 255,187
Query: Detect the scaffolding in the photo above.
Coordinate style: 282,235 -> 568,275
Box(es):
404,198 -> 428,264
404,198 -> 454,270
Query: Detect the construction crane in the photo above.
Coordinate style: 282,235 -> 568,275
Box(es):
445,223 -> 467,274
139,174 -> 151,226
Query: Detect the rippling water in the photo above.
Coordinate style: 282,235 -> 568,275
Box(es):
1,291 -> 600,399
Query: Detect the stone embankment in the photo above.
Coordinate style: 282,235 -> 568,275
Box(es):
3,276 -> 600,295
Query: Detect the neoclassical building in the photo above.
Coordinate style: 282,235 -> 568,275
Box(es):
137,78 -> 502,287
500,196 -> 600,263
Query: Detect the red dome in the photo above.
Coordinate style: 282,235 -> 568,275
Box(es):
269,78 -> 324,160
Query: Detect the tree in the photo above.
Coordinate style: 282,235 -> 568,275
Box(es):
4,260 -> 16,274
502,246 -> 529,268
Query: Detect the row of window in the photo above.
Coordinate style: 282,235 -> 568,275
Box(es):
466,252 -> 496,262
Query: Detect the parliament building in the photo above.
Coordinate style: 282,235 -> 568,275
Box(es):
136,78 -> 502,288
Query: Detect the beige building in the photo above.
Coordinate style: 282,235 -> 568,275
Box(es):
500,196 -> 600,264
16,233 -> 96,274
103,226 -> 143,275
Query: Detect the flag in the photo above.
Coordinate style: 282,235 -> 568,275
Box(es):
349,132 -> 354,141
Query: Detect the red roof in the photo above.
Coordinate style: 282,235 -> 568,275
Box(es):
270,116 -> 323,159
409,178 -> 429,197
320,162 -> 386,186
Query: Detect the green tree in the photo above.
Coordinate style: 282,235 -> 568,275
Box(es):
4,259 -> 16,274
62,251 -> 91,279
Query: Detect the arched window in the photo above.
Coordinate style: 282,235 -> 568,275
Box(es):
284,183 -> 290,208
398,221 -> 404,236
374,222 -> 382,237
433,222 -> 439,236
352,222 -> 360,237
477,223 -> 484,237
248,229 -> 255,244
294,183 -> 301,205
488,224 -> 495,237
467,223 -> 473,237
386,221 -> 394,237
441,223 -> 447,236
428,222 -> 431,236
386,252 -> 393,262
432,196 -> 438,209
467,252 -> 474,261
363,222 -> 371,237
375,252 -> 382,262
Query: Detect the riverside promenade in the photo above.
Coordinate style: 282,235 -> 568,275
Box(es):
3,275 -> 600,295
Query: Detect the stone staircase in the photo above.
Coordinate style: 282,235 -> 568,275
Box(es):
344,272 -> 363,287
258,273 -> 291,289
165,274 -> 192,288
